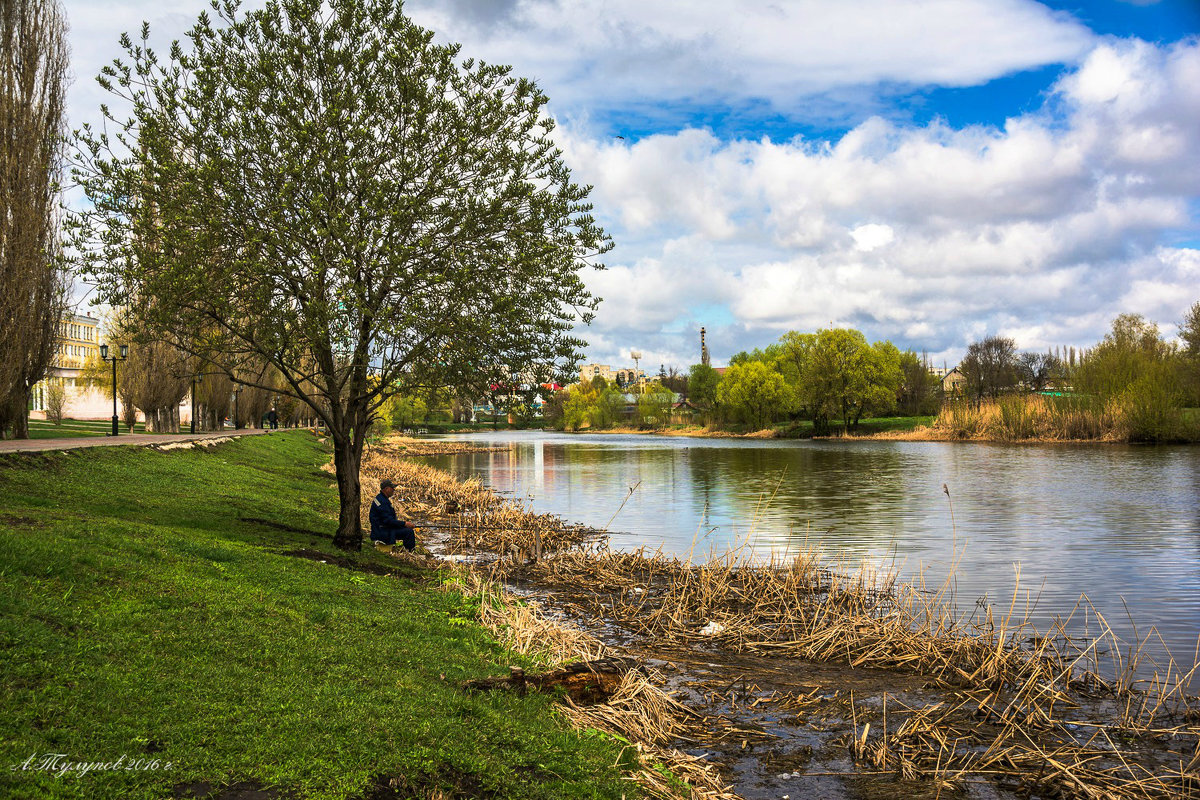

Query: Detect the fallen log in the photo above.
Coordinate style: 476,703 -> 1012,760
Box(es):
462,656 -> 640,704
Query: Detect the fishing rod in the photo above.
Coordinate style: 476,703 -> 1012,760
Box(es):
408,520 -> 602,534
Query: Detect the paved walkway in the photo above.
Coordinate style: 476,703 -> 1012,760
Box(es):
0,428 -> 274,454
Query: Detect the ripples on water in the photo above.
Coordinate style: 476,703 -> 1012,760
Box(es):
424,432 -> 1200,677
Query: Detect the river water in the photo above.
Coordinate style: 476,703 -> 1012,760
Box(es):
425,431 -> 1200,676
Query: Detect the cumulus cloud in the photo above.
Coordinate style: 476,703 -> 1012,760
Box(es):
565,39 -> 1200,366
405,0 -> 1092,117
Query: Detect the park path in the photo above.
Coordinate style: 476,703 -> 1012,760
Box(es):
0,428 -> 273,455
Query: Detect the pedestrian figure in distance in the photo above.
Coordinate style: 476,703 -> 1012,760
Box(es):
369,479 -> 416,552
267,408 -> 278,429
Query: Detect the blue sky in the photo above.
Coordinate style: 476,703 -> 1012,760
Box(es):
63,0 -> 1200,369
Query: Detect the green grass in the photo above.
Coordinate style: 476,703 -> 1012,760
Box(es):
24,418 -> 118,438
774,415 -> 934,438
849,415 -> 934,434
23,418 -> 208,439
0,433 -> 633,800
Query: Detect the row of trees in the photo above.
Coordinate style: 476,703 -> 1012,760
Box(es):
542,377 -> 673,431
545,304 -> 1200,438
0,0 -> 70,439
960,308 -> 1200,410
78,318 -> 315,433
542,328 -> 939,434
690,329 -> 940,433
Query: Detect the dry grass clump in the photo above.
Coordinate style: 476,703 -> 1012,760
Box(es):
931,395 -> 1170,442
369,435 -> 505,457
848,686 -> 1200,799
446,568 -> 736,800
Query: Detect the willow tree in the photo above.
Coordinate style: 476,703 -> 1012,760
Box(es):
0,0 -> 70,439
73,0 -> 608,549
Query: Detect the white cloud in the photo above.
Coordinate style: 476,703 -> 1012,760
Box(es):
851,224 -> 895,252
567,39 -> 1200,366
405,0 -> 1093,115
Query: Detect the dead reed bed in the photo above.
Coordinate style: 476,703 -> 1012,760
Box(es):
446,569 -> 736,800
368,435 -> 506,457
930,394 -> 1194,442
512,545 -> 1199,799
363,442 -> 1199,799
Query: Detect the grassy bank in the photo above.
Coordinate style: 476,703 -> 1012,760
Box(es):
0,433 -> 633,800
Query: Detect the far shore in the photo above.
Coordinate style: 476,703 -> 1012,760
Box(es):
449,423 -> 1197,445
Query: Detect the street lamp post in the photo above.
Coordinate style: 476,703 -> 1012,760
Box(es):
99,344 -> 128,436
233,387 -> 241,430
190,372 -> 204,435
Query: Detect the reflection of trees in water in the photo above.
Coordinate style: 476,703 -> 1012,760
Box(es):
681,444 -> 914,550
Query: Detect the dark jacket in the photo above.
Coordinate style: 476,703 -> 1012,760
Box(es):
369,492 -> 404,537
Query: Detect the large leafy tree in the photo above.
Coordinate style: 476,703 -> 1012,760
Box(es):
716,360 -> 789,431
1074,314 -> 1176,399
1181,301 -> 1200,358
1180,301 -> 1200,405
73,0 -> 609,549
803,328 -> 900,432
686,363 -> 721,419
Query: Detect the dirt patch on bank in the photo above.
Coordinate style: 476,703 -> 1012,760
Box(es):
172,780 -> 294,800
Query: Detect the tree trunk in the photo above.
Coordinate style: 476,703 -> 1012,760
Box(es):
11,390 -> 30,438
332,437 -> 363,550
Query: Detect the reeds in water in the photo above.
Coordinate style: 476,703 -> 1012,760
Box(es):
932,393 -> 1191,442
448,568 -> 736,800
363,439 -> 1200,799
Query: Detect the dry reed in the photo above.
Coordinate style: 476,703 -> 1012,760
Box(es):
359,440 -> 599,556
447,568 -> 736,800
932,394 -> 1161,442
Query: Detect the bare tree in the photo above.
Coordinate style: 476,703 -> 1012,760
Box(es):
961,335 -> 1018,403
43,376 -> 65,423
0,0 -> 70,438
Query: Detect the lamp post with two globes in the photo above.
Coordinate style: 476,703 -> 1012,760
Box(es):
190,372 -> 204,435
98,343 -> 128,436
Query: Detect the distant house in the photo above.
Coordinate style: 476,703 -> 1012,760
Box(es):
29,313 -> 125,420
942,367 -> 967,395
671,398 -> 702,421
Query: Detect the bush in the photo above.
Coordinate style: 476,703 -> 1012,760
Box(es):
1113,367 -> 1186,442
44,379 -> 66,425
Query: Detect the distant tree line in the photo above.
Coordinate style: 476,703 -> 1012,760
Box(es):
543,303 -> 1200,439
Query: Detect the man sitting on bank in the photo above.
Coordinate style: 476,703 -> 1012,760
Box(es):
369,479 -> 416,551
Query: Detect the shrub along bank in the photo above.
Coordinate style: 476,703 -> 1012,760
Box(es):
0,433 -> 633,800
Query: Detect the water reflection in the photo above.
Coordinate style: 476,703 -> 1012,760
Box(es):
424,432 -> 1200,672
